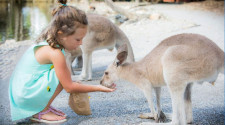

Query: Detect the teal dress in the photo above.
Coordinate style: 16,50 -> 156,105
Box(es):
9,41 -> 65,121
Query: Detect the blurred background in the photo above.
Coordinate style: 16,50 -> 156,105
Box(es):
1,0 -> 222,44
0,0 -> 57,44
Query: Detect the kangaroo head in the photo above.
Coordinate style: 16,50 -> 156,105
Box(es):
100,44 -> 128,88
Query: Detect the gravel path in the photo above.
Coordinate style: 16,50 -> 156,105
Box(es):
0,2 -> 224,125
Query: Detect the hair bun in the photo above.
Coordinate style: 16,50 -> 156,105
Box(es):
57,0 -> 67,4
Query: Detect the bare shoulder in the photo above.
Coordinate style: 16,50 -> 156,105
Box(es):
35,45 -> 64,64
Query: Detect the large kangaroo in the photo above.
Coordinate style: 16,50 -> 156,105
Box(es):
100,33 -> 224,125
66,13 -> 135,81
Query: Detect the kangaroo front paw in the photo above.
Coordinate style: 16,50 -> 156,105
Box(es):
187,118 -> 193,124
155,111 -> 167,123
78,74 -> 87,81
78,75 -> 92,81
139,113 -> 156,119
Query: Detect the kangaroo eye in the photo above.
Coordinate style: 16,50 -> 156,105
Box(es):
105,72 -> 108,75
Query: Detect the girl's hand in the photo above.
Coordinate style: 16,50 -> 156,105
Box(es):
97,85 -> 116,92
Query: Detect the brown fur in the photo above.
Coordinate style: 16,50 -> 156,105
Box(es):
101,33 -> 224,124
66,14 -> 135,80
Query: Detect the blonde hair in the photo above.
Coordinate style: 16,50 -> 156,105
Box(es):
36,0 -> 88,49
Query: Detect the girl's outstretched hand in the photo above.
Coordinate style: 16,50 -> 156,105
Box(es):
97,84 -> 116,92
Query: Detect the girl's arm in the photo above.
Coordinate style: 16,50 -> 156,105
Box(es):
48,48 -> 115,93
35,46 -> 115,93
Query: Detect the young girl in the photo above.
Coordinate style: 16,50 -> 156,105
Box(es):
9,0 -> 116,123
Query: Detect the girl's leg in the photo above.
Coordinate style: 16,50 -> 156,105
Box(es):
45,83 -> 64,109
33,83 -> 66,121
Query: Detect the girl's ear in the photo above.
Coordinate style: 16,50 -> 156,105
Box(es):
57,30 -> 66,43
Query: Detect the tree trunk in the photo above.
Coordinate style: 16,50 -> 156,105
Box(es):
104,0 -> 137,20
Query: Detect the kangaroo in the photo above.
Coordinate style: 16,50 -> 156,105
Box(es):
66,13 -> 135,81
100,33 -> 224,124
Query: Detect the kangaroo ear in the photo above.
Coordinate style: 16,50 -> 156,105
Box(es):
116,44 -> 128,66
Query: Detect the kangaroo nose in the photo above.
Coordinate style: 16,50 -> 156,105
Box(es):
100,80 -> 103,85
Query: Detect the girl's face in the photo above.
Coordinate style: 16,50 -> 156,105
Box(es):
60,27 -> 87,51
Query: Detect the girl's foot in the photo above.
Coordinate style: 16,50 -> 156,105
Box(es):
49,106 -> 66,116
32,108 -> 66,122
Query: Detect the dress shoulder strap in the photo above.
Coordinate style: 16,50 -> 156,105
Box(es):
34,41 -> 65,55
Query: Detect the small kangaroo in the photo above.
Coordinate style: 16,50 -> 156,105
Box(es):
66,13 -> 135,81
100,33 -> 224,124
